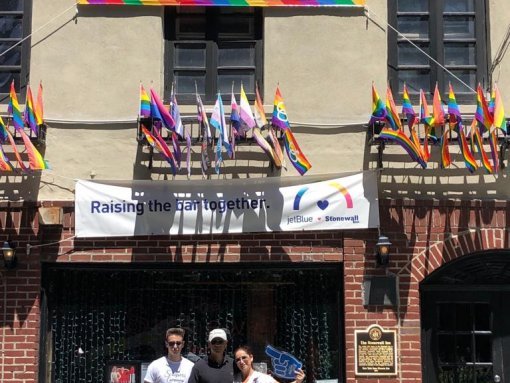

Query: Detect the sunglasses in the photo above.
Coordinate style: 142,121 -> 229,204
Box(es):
210,339 -> 225,345
235,355 -> 249,363
167,341 -> 183,347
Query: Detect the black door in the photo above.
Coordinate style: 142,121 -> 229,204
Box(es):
421,288 -> 510,383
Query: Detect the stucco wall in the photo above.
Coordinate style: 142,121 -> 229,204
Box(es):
3,0 -> 508,202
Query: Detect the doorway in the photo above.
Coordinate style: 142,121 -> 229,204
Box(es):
421,252 -> 510,383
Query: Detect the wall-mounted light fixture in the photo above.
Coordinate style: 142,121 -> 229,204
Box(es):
1,241 -> 17,269
376,235 -> 392,266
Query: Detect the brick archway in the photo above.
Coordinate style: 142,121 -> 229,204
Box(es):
410,228 -> 508,284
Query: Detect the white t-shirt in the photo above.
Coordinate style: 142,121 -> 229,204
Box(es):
144,356 -> 195,383
240,371 -> 278,383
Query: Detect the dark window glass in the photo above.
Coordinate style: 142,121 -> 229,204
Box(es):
444,0 -> 474,13
0,0 -> 30,101
0,1 -> 23,12
438,303 -> 455,331
456,304 -> 471,331
475,335 -> 491,362
397,0 -> 428,12
398,42 -> 429,65
397,16 -> 429,37
474,303 -> 490,330
456,334 -> 472,362
438,334 -> 456,363
389,0 -> 487,102
165,7 -> 262,103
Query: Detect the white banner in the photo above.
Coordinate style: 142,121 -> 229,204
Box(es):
75,171 -> 379,237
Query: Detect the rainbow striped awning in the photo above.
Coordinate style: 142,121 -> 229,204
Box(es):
78,0 -> 366,6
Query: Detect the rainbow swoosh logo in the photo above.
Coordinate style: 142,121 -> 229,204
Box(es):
293,181 -> 353,211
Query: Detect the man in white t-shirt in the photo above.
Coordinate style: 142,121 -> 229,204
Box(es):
144,328 -> 195,383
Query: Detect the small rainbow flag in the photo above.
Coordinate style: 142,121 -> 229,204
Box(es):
379,128 -> 426,169
492,84 -> 506,132
470,119 -> 493,174
458,125 -> 478,173
9,81 -> 24,132
139,84 -> 151,117
402,84 -> 416,129
35,81 -> 44,126
475,84 -> 493,133
24,85 -> 38,136
432,83 -> 445,128
368,83 -> 387,126
385,86 -> 403,131
0,145 -> 12,172
19,128 -> 50,170
141,124 -> 177,175
272,86 -> 291,131
283,128 -> 311,175
0,116 -> 27,171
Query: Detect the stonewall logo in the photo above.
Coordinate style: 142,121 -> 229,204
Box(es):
287,180 -> 359,225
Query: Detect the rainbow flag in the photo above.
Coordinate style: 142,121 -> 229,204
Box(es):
385,86 -> 402,131
141,124 -> 177,175
419,89 -> 434,162
402,84 -> 416,129
9,81 -> 24,132
488,129 -> 499,173
368,83 -> 386,126
272,86 -> 291,131
475,84 -> 493,133
283,129 -> 311,175
0,145 -> 12,171
35,81 -> 44,126
379,128 -> 426,169
432,83 -> 445,128
470,119 -> 493,174
19,128 -> 50,170
139,84 -> 151,117
254,83 -> 267,129
492,84 -> 506,132
78,0 -> 367,7
0,116 -> 27,171
458,124 -> 478,173
24,85 -> 38,136
447,83 -> 462,130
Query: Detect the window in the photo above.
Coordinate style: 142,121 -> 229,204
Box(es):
165,7 -> 263,103
0,0 -> 31,99
388,0 -> 488,102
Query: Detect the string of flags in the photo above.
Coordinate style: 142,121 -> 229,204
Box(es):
369,82 -> 507,174
0,80 -> 49,172
138,83 -> 312,177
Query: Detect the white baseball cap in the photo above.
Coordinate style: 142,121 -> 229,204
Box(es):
208,329 -> 228,342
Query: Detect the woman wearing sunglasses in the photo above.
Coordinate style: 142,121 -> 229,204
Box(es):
234,346 -> 305,383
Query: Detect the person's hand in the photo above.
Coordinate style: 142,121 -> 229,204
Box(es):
294,368 -> 305,383
265,345 -> 303,380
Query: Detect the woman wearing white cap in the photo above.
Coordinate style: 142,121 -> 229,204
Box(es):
234,346 -> 305,383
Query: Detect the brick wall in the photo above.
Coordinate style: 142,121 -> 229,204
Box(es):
0,199 -> 508,382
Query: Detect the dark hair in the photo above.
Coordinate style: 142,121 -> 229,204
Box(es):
166,328 -> 185,339
234,345 -> 253,356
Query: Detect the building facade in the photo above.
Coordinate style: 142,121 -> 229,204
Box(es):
0,0 -> 509,382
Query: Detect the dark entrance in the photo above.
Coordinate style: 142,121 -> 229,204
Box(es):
40,264 -> 343,383
421,252 -> 510,383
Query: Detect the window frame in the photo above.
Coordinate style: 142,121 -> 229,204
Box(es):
387,0 -> 489,104
164,6 -> 263,104
0,0 -> 32,103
